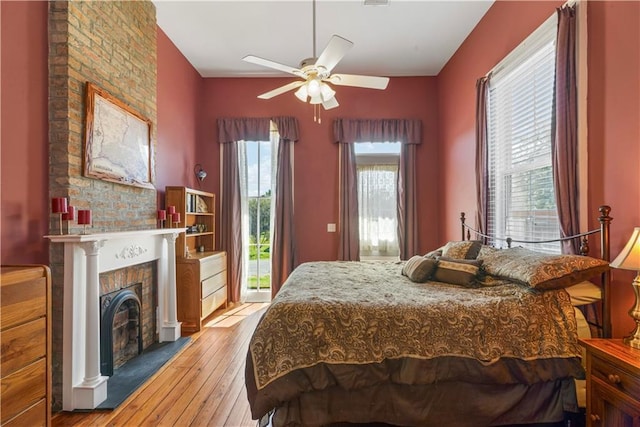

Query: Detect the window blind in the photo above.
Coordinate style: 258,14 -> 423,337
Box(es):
487,14 -> 560,254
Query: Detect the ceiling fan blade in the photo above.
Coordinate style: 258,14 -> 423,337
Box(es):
257,81 -> 305,100
315,35 -> 353,73
243,55 -> 304,78
327,74 -> 389,90
322,96 -> 339,110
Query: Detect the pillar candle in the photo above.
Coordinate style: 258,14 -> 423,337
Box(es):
157,209 -> 166,220
62,205 -> 76,221
51,197 -> 68,214
167,205 -> 176,215
172,212 -> 180,224
78,209 -> 92,225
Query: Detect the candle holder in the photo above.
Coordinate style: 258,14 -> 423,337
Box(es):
157,209 -> 166,229
171,212 -> 180,228
77,209 -> 92,234
51,197 -> 68,235
62,206 -> 76,231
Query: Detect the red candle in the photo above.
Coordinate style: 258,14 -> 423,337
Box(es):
62,205 -> 76,221
167,205 -> 176,215
51,197 -> 68,214
157,209 -> 166,220
172,212 -> 180,224
77,209 -> 92,225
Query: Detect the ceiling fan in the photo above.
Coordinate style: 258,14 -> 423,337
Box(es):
242,0 -> 389,112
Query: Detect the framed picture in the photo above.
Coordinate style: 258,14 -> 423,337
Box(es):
84,82 -> 154,189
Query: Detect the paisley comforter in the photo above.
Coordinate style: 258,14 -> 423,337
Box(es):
245,261 -> 583,426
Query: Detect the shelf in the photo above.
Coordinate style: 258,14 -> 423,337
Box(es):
165,186 -> 216,258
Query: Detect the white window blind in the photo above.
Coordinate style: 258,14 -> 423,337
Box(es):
487,14 -> 560,254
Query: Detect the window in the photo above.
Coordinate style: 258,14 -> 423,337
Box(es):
354,142 -> 401,259
487,14 -> 560,254
241,130 -> 278,302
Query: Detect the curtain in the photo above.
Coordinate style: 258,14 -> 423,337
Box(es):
271,117 -> 299,296
220,142 -> 244,303
218,117 -> 298,299
338,142 -> 360,261
552,4 -> 579,254
358,164 -> 399,257
219,118 -> 269,303
475,76 -> 490,243
334,118 -> 422,261
397,143 -> 417,259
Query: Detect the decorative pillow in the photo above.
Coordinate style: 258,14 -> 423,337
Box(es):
432,257 -> 483,287
424,247 -> 443,259
479,247 -> 610,290
402,256 -> 438,282
442,240 -> 482,260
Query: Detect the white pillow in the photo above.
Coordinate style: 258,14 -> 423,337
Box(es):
565,281 -> 602,306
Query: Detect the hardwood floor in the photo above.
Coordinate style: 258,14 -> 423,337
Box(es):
52,303 -> 269,427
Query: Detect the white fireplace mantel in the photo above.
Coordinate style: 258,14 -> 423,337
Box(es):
46,228 -> 185,411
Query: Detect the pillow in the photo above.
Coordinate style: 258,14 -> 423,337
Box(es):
442,240 -> 482,260
402,256 -> 438,282
432,257 -> 483,287
424,247 -> 443,259
479,247 -> 610,290
566,281 -> 602,306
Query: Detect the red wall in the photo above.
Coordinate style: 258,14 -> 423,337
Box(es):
156,28 -> 204,202
201,77 -> 440,263
0,1 -> 49,264
586,1 -> 640,338
437,1 -> 640,337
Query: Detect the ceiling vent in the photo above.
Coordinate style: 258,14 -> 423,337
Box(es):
364,0 -> 389,5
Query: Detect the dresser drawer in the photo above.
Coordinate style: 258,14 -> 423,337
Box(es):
1,318 -> 46,377
200,253 -> 226,281
201,286 -> 227,318
202,270 -> 227,299
0,276 -> 47,330
1,358 -> 46,424
2,399 -> 46,427
591,352 -> 640,399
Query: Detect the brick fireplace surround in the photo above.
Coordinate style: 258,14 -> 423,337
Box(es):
46,229 -> 184,411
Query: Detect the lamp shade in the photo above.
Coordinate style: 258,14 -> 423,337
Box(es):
611,227 -> 640,270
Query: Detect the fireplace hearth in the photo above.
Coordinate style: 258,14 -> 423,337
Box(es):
100,286 -> 143,377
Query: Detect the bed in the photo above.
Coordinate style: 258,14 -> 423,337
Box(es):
245,207 -> 612,427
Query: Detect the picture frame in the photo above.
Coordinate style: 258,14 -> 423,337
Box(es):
83,82 -> 154,189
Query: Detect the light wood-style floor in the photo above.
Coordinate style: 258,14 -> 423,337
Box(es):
52,303 -> 269,427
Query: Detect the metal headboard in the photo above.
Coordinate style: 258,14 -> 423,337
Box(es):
459,205 -> 613,338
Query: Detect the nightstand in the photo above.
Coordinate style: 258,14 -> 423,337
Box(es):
580,339 -> 640,426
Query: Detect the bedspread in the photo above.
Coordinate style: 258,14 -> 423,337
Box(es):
246,261 -> 584,421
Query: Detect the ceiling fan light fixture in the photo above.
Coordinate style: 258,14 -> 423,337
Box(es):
320,82 -> 336,101
294,85 -> 308,102
307,78 -> 322,97
309,94 -> 323,105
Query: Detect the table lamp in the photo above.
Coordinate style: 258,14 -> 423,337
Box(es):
610,227 -> 640,349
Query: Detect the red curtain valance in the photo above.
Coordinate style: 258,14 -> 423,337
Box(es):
333,118 -> 422,145
218,117 -> 299,143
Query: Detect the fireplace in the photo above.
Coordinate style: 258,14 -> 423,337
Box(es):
45,228 -> 184,410
100,286 -> 143,376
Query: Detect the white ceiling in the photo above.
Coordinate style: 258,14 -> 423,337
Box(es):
153,0 -> 494,78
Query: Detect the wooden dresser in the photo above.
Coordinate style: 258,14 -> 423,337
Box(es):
580,339 -> 640,426
1,265 -> 51,427
176,251 -> 228,332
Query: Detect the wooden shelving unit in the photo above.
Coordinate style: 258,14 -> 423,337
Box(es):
165,186 -> 215,258
165,186 -> 227,332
